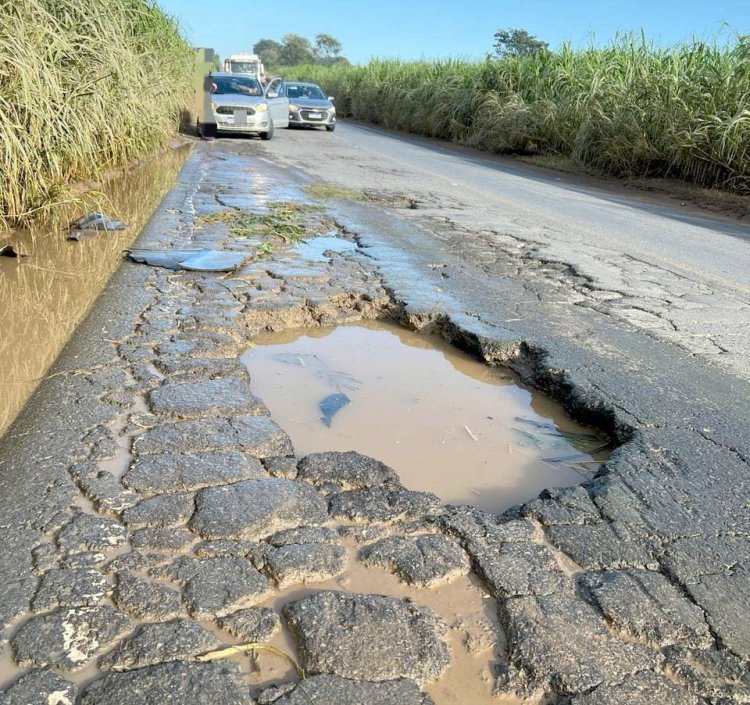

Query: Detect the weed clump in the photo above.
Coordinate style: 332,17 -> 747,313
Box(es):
198,201 -> 326,254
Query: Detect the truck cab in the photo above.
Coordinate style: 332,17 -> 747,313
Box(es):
223,53 -> 266,85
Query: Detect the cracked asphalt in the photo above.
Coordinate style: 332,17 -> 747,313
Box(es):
278,122 -> 750,379
0,131 -> 748,705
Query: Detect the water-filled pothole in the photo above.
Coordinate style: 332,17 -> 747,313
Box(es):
243,320 -> 609,514
289,234 -> 358,262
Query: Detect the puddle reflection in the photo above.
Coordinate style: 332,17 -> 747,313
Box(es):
244,320 -> 607,513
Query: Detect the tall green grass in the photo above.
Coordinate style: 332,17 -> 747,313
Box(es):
285,36 -> 750,191
0,0 -> 193,226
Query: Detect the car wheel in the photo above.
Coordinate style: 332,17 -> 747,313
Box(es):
261,122 -> 274,140
325,124 -> 336,132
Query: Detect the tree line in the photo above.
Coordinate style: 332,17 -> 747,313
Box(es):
253,34 -> 349,68
247,27 -> 545,70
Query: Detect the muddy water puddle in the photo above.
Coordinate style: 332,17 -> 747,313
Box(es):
0,147 -> 189,437
236,545 -> 519,705
244,320 -> 608,514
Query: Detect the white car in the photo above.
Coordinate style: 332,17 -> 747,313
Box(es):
199,72 -> 289,140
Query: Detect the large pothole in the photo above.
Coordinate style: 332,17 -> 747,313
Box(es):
243,319 -> 608,514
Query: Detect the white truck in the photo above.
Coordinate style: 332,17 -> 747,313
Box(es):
223,53 -> 266,84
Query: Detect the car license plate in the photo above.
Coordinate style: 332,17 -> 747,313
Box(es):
308,112 -> 322,119
234,110 -> 248,125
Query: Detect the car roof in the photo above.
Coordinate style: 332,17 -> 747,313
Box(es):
283,81 -> 320,87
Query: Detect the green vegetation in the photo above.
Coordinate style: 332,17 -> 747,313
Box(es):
198,201 -> 326,255
284,36 -> 750,191
254,33 -> 349,70
0,0 -> 193,227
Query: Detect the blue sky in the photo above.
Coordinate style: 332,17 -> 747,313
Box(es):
158,0 -> 749,64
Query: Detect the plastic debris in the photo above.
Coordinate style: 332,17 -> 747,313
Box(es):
513,416 -> 599,442
272,350 -> 358,426
316,368 -> 359,392
70,212 -> 128,231
0,245 -> 27,258
179,251 -> 248,271
319,393 -> 350,427
126,248 -> 247,272
274,353 -> 360,392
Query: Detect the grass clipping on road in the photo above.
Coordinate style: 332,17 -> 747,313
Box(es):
198,201 -> 331,255
0,0 -> 193,227
283,35 -> 750,192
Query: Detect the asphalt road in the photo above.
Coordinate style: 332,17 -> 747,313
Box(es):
271,122 -> 750,380
333,122 -> 750,288
0,138 -> 748,705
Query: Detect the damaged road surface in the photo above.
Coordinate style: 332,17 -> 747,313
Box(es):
0,134 -> 748,705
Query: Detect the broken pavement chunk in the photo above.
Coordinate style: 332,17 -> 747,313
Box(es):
190,478 -> 328,540
126,248 -> 247,272
11,606 -> 132,671
284,591 -> 451,685
80,661 -> 246,705
359,534 -> 470,587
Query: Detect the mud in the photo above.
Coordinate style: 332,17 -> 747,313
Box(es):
256,546 -> 518,705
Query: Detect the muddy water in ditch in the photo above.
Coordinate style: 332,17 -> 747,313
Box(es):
244,320 -> 607,514
0,147 -> 189,437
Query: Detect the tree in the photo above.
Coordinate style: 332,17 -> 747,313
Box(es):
314,33 -> 343,60
253,39 -> 282,66
278,34 -> 316,66
493,28 -> 548,58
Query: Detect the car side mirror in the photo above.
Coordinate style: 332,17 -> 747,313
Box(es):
328,96 -> 335,101
267,91 -> 278,99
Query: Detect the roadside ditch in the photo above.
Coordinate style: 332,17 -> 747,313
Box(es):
0,146 -> 190,437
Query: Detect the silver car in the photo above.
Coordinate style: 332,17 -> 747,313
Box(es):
279,81 -> 336,132
199,72 -> 289,140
